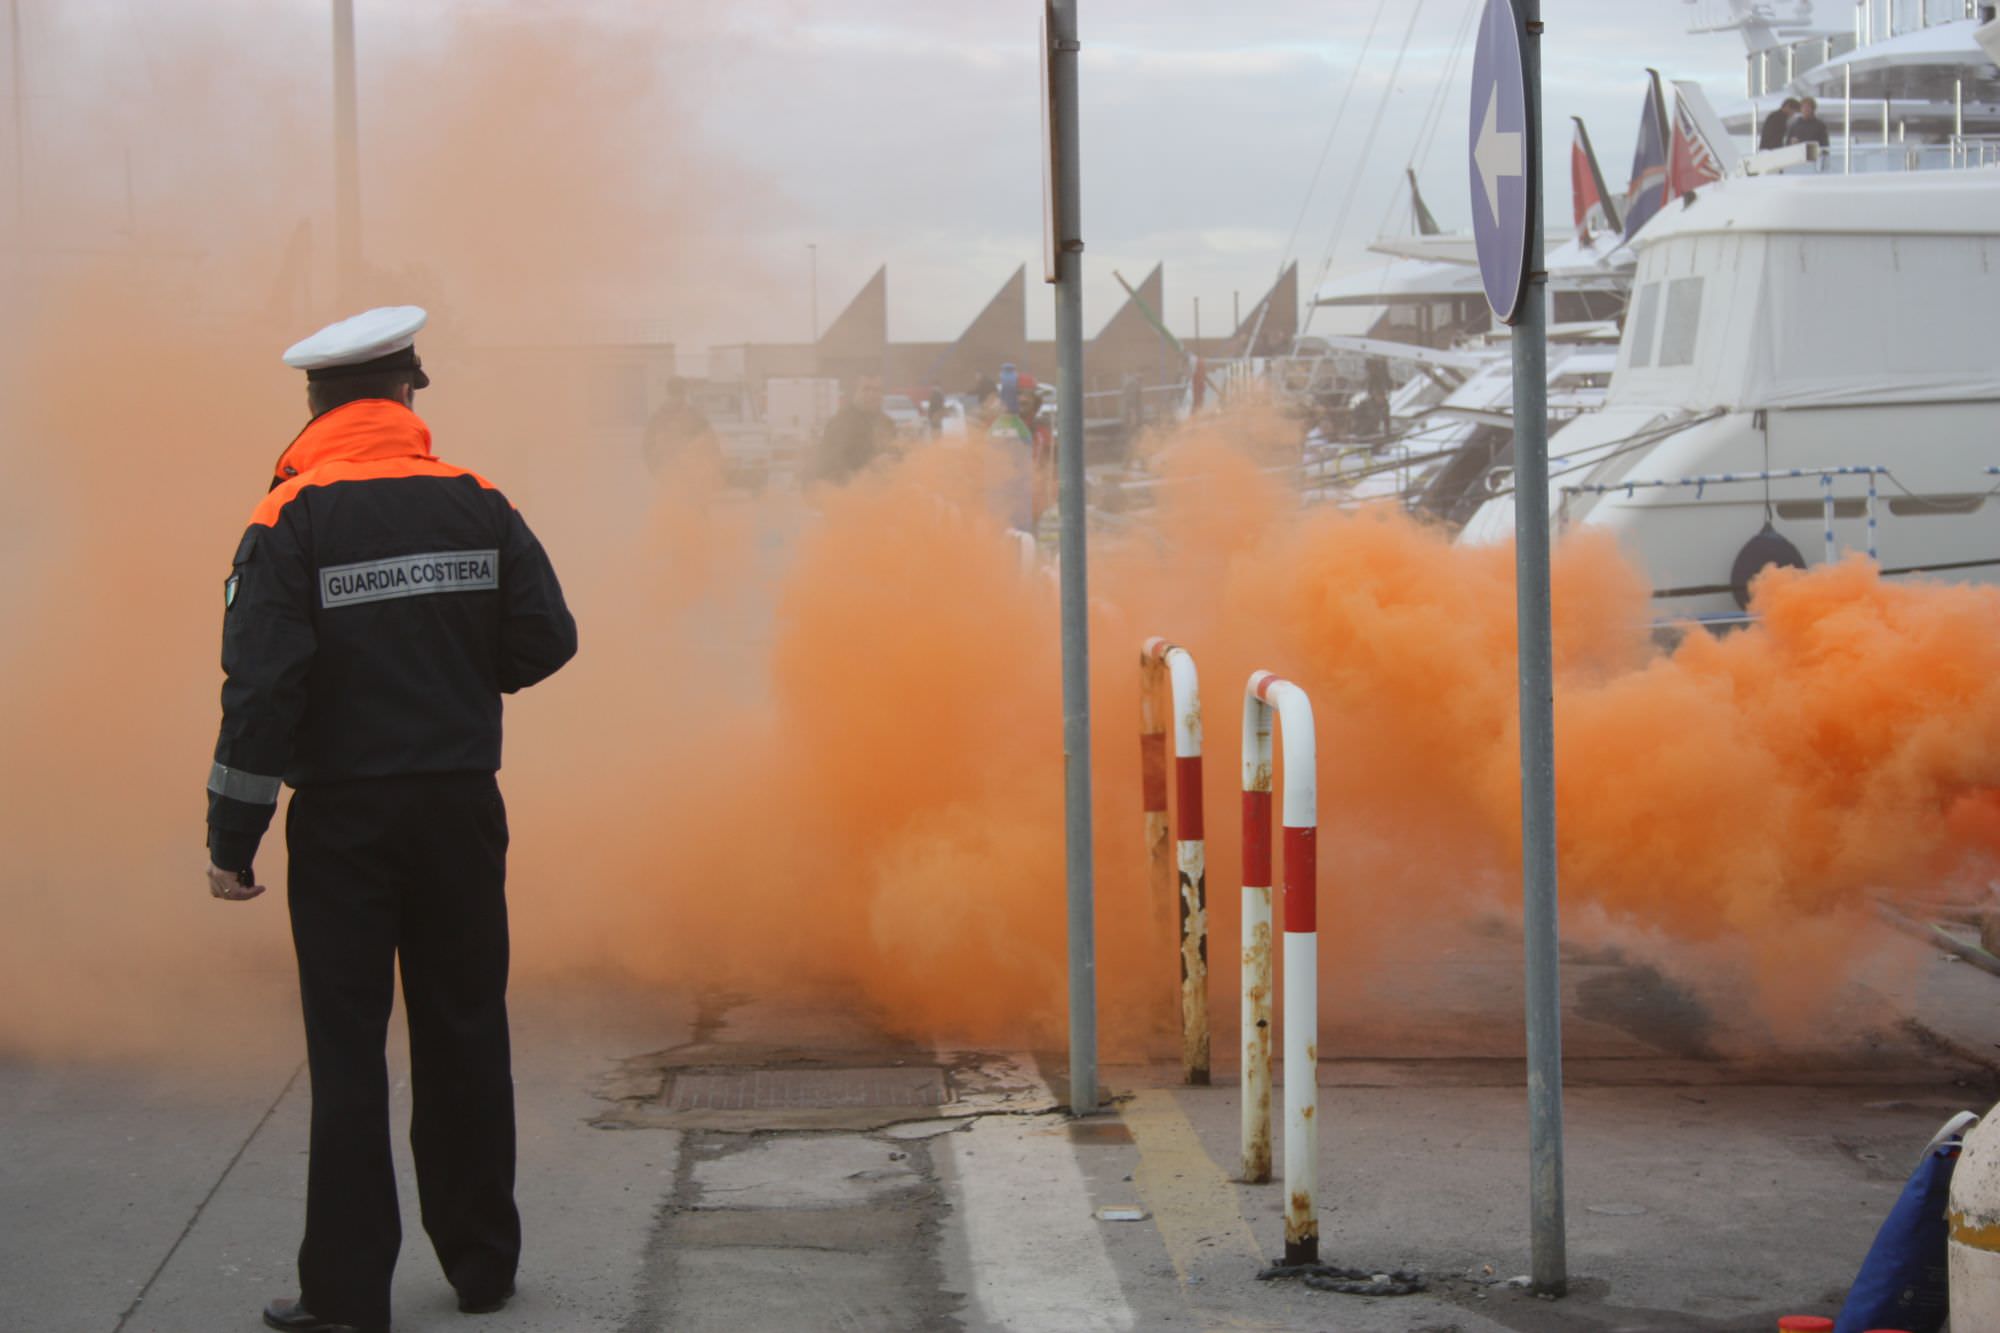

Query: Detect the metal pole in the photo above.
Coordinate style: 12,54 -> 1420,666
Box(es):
332,0 -> 361,306
1249,672 -> 1319,1268
1511,0 -> 1567,1298
1239,688 -> 1275,1184
1845,64 -> 1853,173
1866,470 -> 1879,561
1145,638 -> 1209,1086
1140,647 -> 1175,1043
1049,0 -> 1098,1116
1169,650 -> 1209,1088
8,0 -> 23,238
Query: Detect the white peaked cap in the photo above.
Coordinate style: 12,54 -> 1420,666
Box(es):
283,306 -> 429,371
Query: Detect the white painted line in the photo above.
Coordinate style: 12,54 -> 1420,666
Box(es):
941,1065 -> 1135,1333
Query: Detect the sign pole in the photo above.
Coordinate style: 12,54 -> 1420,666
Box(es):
1468,0 -> 1565,1295
1510,0 -> 1566,1295
1046,0 -> 1098,1115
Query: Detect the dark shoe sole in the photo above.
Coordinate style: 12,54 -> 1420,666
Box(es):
457,1283 -> 515,1315
262,1306 -> 361,1333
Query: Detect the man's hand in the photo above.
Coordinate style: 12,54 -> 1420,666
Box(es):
207,863 -> 266,901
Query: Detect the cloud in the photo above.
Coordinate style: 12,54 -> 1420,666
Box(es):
673,0 -> 1750,342
9,1 -> 1757,346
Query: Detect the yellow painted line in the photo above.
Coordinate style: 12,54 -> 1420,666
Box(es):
1122,1087 -> 1269,1329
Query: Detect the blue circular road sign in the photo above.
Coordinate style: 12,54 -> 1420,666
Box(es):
1468,0 -> 1534,325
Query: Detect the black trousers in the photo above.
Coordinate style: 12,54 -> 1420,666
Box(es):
286,772 -> 520,1330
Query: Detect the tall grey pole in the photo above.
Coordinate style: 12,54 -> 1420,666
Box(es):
1510,0 -> 1567,1297
332,0 -> 361,306
1049,0 -> 1097,1115
8,0 -> 23,238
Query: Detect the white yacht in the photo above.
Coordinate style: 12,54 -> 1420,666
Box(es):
1696,0 -> 2000,166
1459,169 -> 2000,621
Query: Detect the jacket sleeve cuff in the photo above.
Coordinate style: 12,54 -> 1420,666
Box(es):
207,827 -> 261,873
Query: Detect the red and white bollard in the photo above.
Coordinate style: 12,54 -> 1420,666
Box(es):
1141,638 -> 1208,1086
1242,671 -> 1318,1265
1239,684 -> 1275,1186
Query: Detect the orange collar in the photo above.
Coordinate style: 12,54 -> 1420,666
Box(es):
272,399 -> 433,487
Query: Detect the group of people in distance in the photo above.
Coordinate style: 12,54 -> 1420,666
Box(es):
642,367 -> 1055,526
1759,95 -> 1832,153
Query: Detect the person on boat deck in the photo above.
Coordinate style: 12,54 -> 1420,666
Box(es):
1759,97 -> 1801,151
1785,97 -> 1830,152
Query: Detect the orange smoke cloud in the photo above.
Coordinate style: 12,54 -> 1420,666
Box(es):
496,416 -> 2000,1061
0,1 -> 776,1061
5,7 -> 1997,1072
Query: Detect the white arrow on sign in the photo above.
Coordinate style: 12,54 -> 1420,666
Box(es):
1474,84 -> 1523,228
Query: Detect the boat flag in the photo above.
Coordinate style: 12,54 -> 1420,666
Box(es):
1620,70 -> 1672,244
1570,116 -> 1622,246
1669,79 -> 1739,195
1669,91 -> 1725,196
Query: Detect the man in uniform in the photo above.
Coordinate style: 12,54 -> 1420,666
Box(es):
204,306 -> 578,1333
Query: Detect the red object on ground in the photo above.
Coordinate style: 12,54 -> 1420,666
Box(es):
1775,1319 -> 1834,1332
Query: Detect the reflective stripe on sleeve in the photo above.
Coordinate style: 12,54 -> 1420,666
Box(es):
207,762 -> 282,805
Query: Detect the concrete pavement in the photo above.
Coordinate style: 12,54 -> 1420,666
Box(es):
5,920 -> 1998,1332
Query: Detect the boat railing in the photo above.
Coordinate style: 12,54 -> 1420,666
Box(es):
1800,138 -> 2000,174
1561,465 -> 1888,563
1950,134 -> 2000,168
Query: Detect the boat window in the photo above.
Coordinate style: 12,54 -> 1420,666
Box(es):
1775,499 -> 1866,520
1888,493 -> 1988,517
1657,277 -> 1703,368
1627,283 -> 1661,368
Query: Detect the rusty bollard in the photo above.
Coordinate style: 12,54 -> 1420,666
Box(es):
1142,637 -> 1209,1086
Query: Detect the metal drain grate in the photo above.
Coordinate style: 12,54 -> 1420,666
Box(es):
663,1067 -> 951,1111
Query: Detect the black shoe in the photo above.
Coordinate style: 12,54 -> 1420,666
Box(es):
261,1298 -> 362,1333
457,1281 -> 514,1315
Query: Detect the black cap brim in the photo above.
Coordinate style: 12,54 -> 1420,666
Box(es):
305,345 -> 428,389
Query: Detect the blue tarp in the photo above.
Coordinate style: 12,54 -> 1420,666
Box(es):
1834,1123 -> 1968,1333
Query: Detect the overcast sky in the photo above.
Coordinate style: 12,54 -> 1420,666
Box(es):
6,2 -> 1754,352
683,1 -> 1750,348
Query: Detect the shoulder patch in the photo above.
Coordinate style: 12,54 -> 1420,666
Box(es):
224,529 -> 257,612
